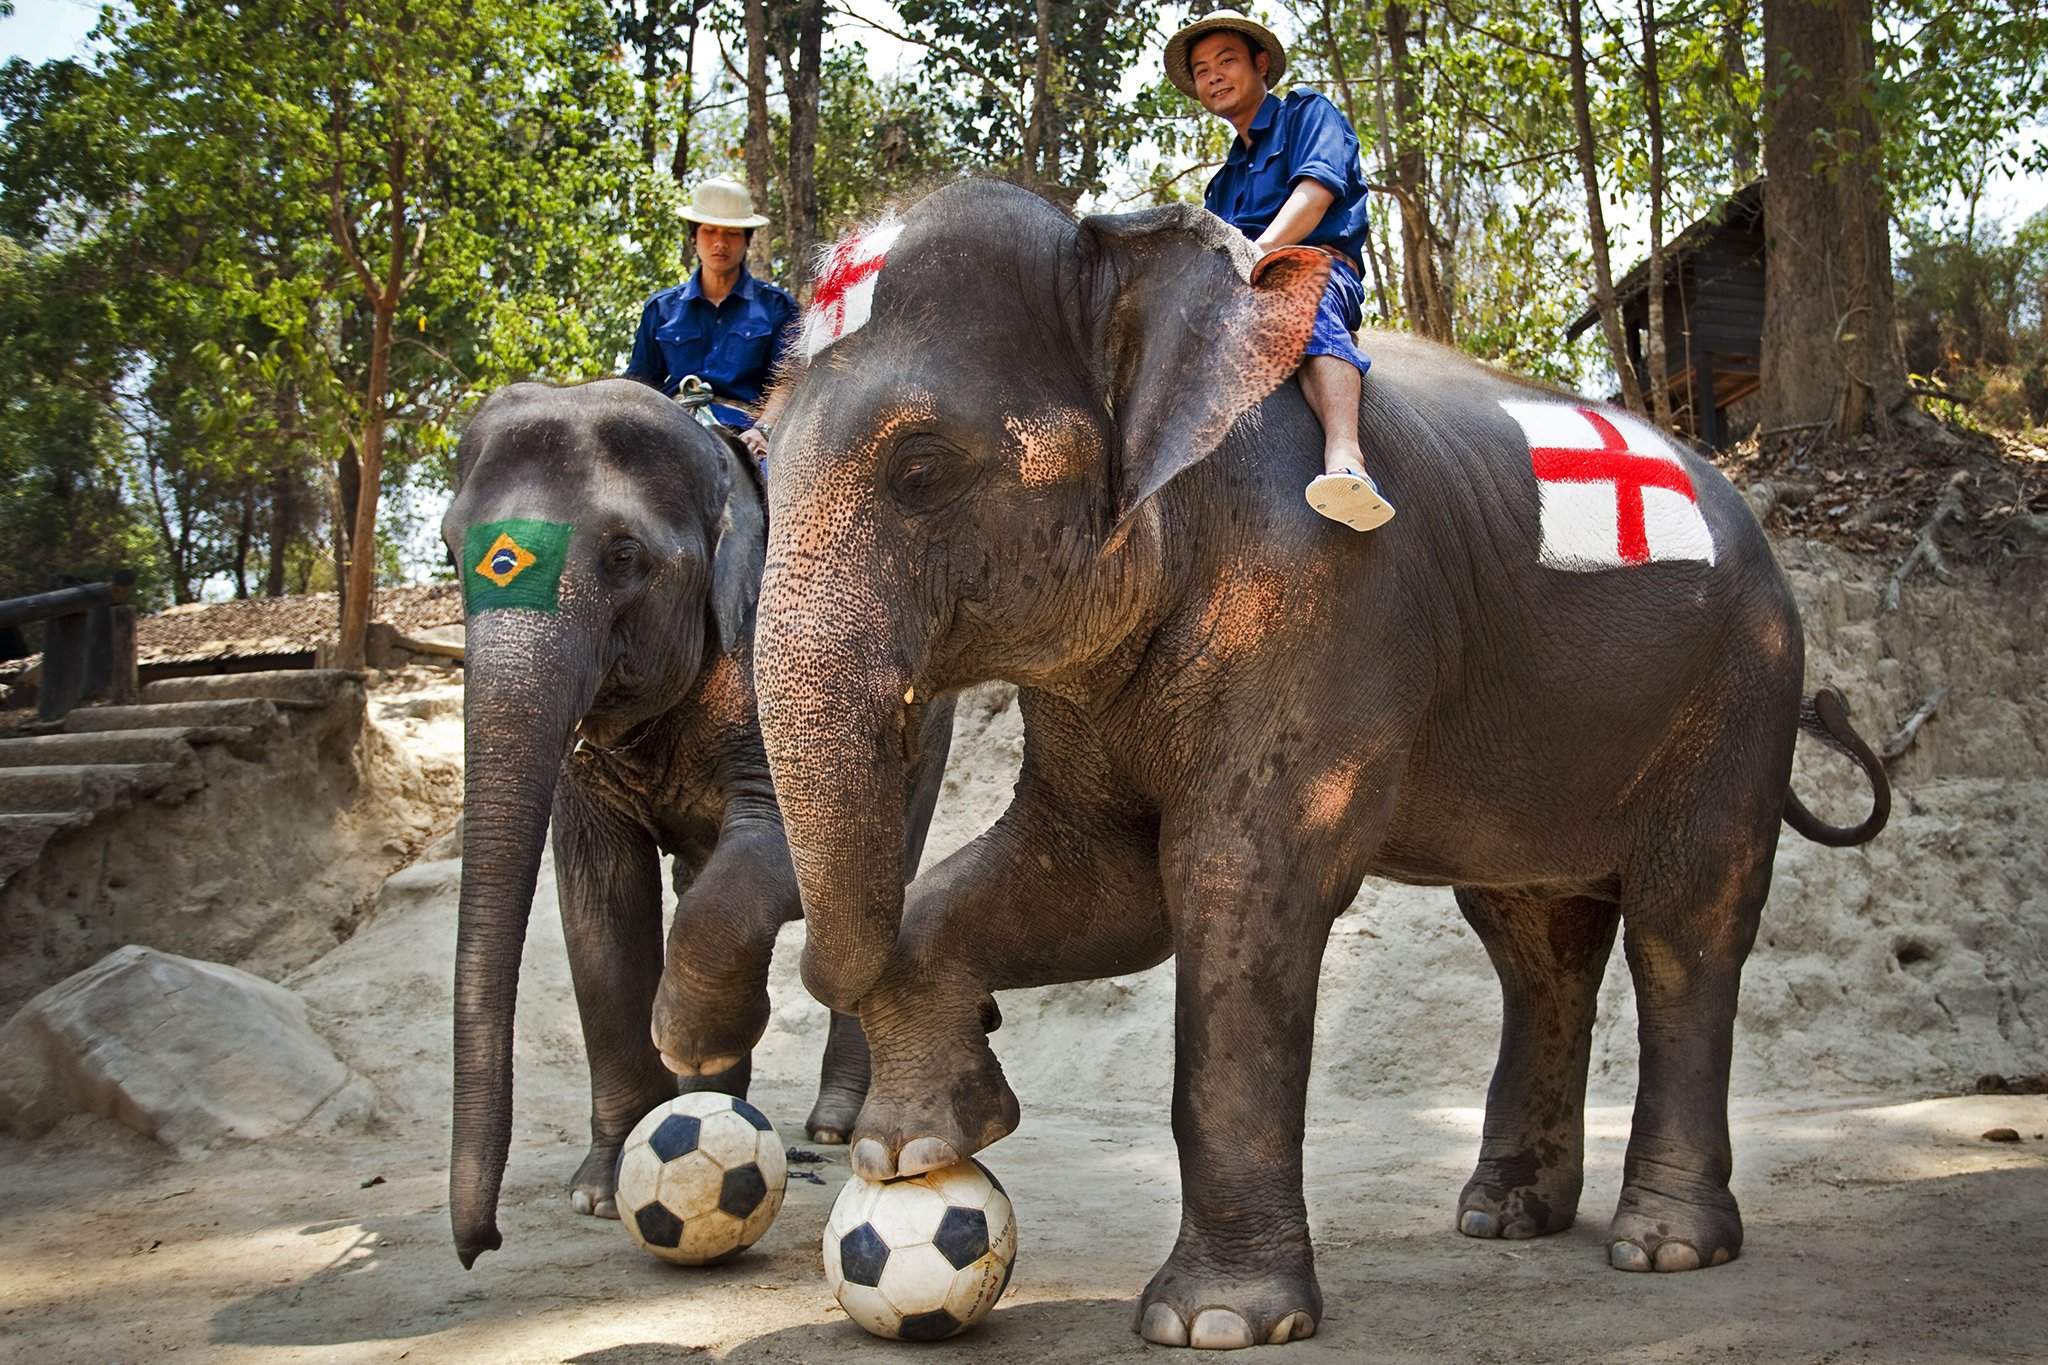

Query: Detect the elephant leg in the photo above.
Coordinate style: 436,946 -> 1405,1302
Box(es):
1136,822 -> 1351,1350
552,780 -> 674,1220
1454,887 -> 1621,1240
847,771 -> 1172,1180
806,1010 -> 870,1145
1607,838 -> 1773,1273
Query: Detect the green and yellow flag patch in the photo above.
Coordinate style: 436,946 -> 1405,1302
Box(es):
463,518 -> 571,613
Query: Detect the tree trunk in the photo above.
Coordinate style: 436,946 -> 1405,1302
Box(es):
743,0 -> 773,273
1567,0 -> 1647,413
1384,4 -> 1453,343
1024,0 -> 1054,180
1642,0 -> 1674,428
1760,0 -> 1906,438
670,0 -> 701,185
775,0 -> 824,278
335,442 -> 358,618
266,459 -> 294,597
1321,0 -> 1390,320
637,0 -> 664,167
1365,24 -> 1403,323
233,481 -> 255,600
1723,0 -> 1757,181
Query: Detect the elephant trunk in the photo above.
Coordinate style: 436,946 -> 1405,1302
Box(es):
754,576 -> 910,1015
448,612 -> 593,1268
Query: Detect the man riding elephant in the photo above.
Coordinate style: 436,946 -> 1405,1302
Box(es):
1170,9 -> 1392,532
749,181 -> 1888,1348
443,379 -> 952,1269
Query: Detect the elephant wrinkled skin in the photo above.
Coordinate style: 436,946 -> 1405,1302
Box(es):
751,183 -> 1888,1348
441,380 -> 950,1270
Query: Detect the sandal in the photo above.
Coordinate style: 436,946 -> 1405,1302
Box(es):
1306,467 -> 1397,532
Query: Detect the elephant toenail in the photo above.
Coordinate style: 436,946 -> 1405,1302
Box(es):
1460,1209 -> 1501,1238
1653,1241 -> 1702,1272
571,1189 -> 593,1216
898,1137 -> 961,1176
659,1050 -> 696,1077
1188,1308 -> 1255,1350
593,1196 -> 617,1220
1711,1247 -> 1732,1266
1269,1311 -> 1316,1344
1139,1303 -> 1189,1346
810,1127 -> 847,1145
1610,1240 -> 1652,1272
851,1138 -> 896,1180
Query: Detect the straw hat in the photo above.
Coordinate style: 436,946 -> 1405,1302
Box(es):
1164,10 -> 1288,99
680,176 -> 770,230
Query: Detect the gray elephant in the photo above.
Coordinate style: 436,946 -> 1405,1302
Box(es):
441,379 -> 951,1269
746,183 -> 1889,1349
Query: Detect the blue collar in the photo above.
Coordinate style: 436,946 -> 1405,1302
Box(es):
1227,93 -> 1283,161
679,266 -> 757,304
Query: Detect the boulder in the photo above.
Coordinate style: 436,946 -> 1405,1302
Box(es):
0,944 -> 374,1154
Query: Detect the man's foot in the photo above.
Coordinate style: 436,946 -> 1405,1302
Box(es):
1306,467 -> 1396,531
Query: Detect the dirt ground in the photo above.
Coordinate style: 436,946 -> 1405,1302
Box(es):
2,545 -> 2045,1363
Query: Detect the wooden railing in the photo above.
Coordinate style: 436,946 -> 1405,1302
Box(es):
0,571 -> 139,721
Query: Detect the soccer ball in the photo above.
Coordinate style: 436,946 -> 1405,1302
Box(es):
822,1159 -> 1017,1340
615,1092 -> 787,1265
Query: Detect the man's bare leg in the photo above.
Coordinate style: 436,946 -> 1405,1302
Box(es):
1300,354 -> 1364,477
1301,353 -> 1394,531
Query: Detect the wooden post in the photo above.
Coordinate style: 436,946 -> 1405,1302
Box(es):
1694,348 -> 1723,447
39,612 -> 86,722
108,606 -> 139,705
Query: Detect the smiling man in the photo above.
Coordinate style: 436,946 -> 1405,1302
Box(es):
626,178 -> 798,467
1167,10 -> 1393,532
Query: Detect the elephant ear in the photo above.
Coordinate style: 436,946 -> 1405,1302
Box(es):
705,427 -> 767,653
1077,205 -> 1331,553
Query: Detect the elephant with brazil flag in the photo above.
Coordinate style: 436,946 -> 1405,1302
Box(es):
442,379 -> 951,1270
750,181 -> 1889,1349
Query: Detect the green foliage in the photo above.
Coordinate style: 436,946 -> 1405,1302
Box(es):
1897,209 -> 2048,424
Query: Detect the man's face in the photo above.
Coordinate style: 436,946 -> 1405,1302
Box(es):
1189,31 -> 1268,121
695,223 -> 748,274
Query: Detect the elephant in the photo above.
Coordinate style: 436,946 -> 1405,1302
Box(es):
749,182 -> 1891,1349
441,378 -> 952,1269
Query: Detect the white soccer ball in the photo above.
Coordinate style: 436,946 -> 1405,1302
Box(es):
615,1092 -> 787,1265
822,1159 -> 1018,1340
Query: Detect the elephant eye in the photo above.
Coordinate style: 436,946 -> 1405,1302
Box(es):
604,537 -> 646,575
887,436 -> 977,512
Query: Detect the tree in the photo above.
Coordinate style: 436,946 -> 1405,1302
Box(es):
1567,0 -> 1646,411
1759,0 -> 1906,438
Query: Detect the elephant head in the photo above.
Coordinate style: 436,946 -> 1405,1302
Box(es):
442,378 -> 764,1268
753,181 -> 1327,1012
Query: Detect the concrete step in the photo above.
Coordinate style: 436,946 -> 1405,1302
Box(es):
64,697 -> 285,734
0,729 -> 204,769
142,669 -> 361,708
0,810 -> 93,887
0,762 -> 189,814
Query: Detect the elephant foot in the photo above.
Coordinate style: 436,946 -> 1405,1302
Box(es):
1607,1180 -> 1742,1272
1135,1243 -> 1322,1349
805,1083 -> 863,1145
1456,1149 -> 1582,1240
569,1140 -> 625,1220
672,1051 -> 753,1099
847,1026 -> 1018,1181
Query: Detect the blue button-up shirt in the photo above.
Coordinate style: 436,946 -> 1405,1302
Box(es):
625,268 -> 799,428
1204,89 -> 1371,269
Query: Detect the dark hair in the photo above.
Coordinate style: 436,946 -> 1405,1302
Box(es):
1192,27 -> 1263,66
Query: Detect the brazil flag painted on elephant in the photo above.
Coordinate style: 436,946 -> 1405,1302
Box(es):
464,518 -> 571,613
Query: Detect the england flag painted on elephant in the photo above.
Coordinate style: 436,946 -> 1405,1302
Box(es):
1498,400 -> 1717,572
800,219 -> 905,360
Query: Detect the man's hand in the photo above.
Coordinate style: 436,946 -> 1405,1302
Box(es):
739,426 -> 769,462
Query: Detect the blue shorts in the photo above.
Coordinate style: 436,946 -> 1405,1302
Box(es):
1303,256 -> 1372,377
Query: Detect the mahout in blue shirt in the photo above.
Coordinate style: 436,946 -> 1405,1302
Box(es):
1203,88 -> 1371,271
625,267 -> 799,429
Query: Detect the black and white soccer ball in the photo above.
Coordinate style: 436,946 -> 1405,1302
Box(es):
615,1093 -> 787,1265
823,1159 -> 1017,1340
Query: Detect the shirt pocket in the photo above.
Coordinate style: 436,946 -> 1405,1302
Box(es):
715,317 -> 778,388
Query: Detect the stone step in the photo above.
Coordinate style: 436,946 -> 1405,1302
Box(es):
141,669 -> 361,708
0,763 -> 189,814
0,729 -> 203,769
63,697 -> 285,734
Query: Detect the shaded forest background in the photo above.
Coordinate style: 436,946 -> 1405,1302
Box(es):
1,0 -> 2043,662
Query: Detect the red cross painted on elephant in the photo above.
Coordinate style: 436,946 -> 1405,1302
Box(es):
1527,407 -> 1699,565
800,219 -> 905,358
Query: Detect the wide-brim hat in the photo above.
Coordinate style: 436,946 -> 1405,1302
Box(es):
1165,10 -> 1287,99
681,176 -> 770,230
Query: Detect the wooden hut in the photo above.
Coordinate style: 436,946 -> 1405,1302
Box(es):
1566,180 -> 1765,448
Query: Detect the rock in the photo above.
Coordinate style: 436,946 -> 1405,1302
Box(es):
1980,1128 -> 2021,1143
0,945 -> 374,1154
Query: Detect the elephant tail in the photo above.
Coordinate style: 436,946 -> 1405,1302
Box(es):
1781,687 -> 1891,847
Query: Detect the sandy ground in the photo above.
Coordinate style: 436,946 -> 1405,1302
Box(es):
3,548 -> 2046,1362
